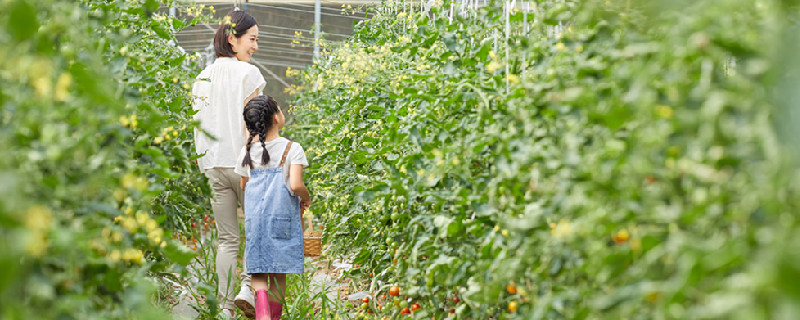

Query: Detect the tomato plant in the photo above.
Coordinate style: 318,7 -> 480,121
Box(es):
0,0 -> 214,318
287,0 -> 800,319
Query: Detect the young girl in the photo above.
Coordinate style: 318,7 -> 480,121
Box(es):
235,95 -> 311,320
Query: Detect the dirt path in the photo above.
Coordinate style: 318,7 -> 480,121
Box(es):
168,209 -> 363,319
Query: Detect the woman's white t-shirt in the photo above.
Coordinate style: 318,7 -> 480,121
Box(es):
192,57 -> 267,170
234,137 -> 309,195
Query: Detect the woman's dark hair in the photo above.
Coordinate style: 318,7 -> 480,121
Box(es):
214,10 -> 257,58
242,95 -> 280,168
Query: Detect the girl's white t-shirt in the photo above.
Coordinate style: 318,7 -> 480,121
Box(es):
192,57 -> 267,170
234,137 -> 309,195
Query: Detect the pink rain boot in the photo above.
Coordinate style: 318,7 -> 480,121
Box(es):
255,289 -> 271,320
268,301 -> 283,320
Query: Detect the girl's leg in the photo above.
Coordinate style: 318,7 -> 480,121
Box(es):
251,273 -> 268,292
266,273 -> 287,303
266,273 -> 287,320
251,273 -> 271,320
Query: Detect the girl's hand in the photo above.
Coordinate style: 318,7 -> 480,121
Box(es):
300,199 -> 312,211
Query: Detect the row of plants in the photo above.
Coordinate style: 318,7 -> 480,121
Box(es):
0,0 -> 220,318
287,0 -> 800,319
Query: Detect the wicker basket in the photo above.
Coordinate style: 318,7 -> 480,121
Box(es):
303,214 -> 322,257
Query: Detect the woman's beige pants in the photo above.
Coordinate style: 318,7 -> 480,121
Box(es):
205,168 -> 251,310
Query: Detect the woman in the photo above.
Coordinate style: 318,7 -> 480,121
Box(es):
192,9 -> 265,319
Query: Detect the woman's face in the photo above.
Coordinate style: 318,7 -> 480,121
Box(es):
229,25 -> 259,62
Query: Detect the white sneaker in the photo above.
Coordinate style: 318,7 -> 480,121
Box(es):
220,308 -> 236,319
234,286 -> 256,319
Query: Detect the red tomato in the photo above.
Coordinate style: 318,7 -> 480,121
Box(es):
507,281 -> 517,294
389,286 -> 400,296
613,230 -> 630,244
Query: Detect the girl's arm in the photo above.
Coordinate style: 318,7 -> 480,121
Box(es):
289,164 -> 311,210
240,176 -> 249,191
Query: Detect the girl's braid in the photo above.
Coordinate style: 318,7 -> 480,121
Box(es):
241,95 -> 281,168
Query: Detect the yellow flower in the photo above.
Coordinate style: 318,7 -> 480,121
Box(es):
555,42 -> 566,51
145,219 -> 158,232
109,249 -> 121,263
149,230 -> 162,245
501,229 -> 509,237
25,205 -> 52,231
550,220 -> 572,238
54,73 -> 72,101
486,61 -> 502,74
122,249 -> 144,264
136,212 -> 149,225
154,136 -> 164,144
507,74 -> 520,84
121,173 -> 147,191
122,217 -> 137,233
656,105 -> 673,119
25,232 -> 48,257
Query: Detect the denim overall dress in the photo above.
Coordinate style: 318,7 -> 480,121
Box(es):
244,141 -> 304,274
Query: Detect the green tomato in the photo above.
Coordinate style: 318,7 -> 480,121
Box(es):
61,44 -> 76,58
400,300 -> 409,309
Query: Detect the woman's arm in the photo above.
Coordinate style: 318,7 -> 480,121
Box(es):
289,164 -> 311,210
242,89 -> 259,139
240,176 -> 249,191
244,89 -> 258,106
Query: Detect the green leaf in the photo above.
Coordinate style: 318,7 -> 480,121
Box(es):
7,0 -> 38,41
347,151 -> 364,165
152,23 -> 171,40
162,241 -> 198,266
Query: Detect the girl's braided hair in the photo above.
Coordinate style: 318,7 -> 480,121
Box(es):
241,95 -> 280,168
